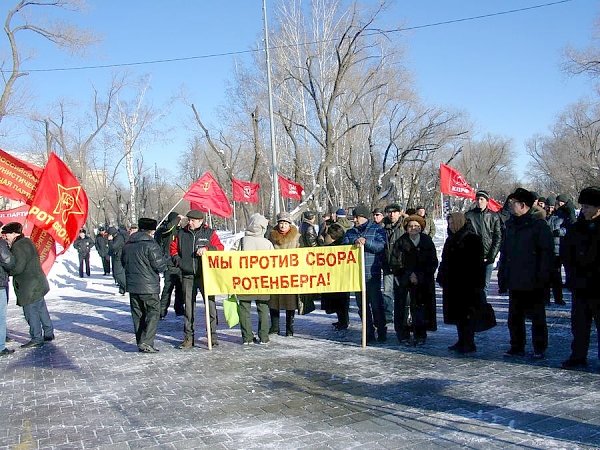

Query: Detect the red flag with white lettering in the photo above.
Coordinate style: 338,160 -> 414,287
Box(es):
232,178 -> 260,203
278,174 -> 304,201
0,149 -> 43,204
27,153 -> 88,254
183,172 -> 233,218
439,164 -> 476,199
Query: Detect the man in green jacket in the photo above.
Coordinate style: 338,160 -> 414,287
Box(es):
2,222 -> 54,348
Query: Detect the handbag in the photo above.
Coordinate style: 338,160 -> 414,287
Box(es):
223,294 -> 240,328
472,301 -> 497,332
298,294 -> 316,315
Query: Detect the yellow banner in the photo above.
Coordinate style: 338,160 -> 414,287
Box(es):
202,245 -> 363,295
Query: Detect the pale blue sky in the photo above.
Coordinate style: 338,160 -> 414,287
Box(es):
1,0 -> 597,180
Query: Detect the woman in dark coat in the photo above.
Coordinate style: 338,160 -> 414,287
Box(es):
268,212 -> 300,336
389,215 -> 438,345
437,212 -> 485,353
320,223 -> 350,330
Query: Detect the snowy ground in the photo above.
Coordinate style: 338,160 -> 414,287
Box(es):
0,224 -> 599,449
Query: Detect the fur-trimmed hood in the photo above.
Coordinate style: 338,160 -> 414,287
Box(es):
269,225 -> 300,249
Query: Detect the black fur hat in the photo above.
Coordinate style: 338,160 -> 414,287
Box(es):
138,218 -> 158,231
578,186 -> 600,207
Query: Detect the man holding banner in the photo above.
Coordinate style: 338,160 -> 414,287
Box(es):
344,205 -> 387,343
170,209 -> 224,349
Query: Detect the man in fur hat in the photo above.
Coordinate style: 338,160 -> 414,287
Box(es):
122,218 -> 168,353
561,187 -> 600,370
498,188 -> 553,360
1,222 -> 54,348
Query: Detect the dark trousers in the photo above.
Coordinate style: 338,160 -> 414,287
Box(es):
130,293 -> 160,348
182,275 -> 217,341
239,299 -> 270,343
100,255 -> 111,275
394,284 -> 427,341
22,298 -> 54,343
456,317 -> 475,348
78,253 -> 90,277
269,308 -> 295,335
335,295 -> 350,329
569,290 -> 600,361
112,257 -> 126,292
356,277 -> 386,338
508,289 -> 548,353
545,255 -> 564,303
160,267 -> 183,316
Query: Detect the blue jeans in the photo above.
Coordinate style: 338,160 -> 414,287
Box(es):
0,288 -> 6,351
382,272 -> 395,323
22,298 -> 54,344
480,263 -> 494,304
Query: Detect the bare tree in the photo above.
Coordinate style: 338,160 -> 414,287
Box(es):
0,0 -> 95,124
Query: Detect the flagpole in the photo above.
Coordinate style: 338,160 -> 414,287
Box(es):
233,201 -> 237,234
157,198 -> 184,227
262,0 -> 280,215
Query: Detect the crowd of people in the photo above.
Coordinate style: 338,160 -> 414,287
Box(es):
0,185 -> 598,373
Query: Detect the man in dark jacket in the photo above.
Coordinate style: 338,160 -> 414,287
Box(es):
170,209 -> 224,349
299,211 -> 319,248
561,187 -> 600,370
0,226 -> 15,356
344,204 -> 387,343
122,218 -> 168,353
95,226 -> 111,275
108,226 -> 126,294
381,203 -> 405,324
498,188 -> 553,359
155,212 -> 184,318
465,189 -> 503,301
2,222 -> 54,348
73,229 -> 94,277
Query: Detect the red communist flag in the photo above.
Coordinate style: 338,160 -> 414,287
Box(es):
27,153 -> 88,253
439,164 -> 476,199
0,149 -> 43,204
487,197 -> 503,212
232,178 -> 260,203
183,172 -> 233,218
278,174 -> 304,201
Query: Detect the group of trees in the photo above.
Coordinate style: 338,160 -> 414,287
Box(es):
0,0 -> 595,231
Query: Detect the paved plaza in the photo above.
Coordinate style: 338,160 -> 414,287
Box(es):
1,252 -> 599,449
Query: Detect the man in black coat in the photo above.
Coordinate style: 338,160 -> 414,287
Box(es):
2,222 -> 54,348
498,188 -> 553,360
73,229 -> 94,277
465,189 -> 503,301
121,218 -> 168,353
155,212 -> 184,318
561,186 -> 600,370
95,227 -> 111,275
108,226 -> 126,294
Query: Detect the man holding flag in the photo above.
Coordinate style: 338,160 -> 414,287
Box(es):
2,222 -> 54,348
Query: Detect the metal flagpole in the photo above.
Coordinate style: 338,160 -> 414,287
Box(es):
262,0 -> 280,215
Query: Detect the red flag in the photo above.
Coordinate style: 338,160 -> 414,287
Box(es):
30,226 -> 56,275
232,178 -> 260,203
183,172 -> 233,218
487,197 -> 503,212
27,153 -> 88,253
0,149 -> 43,204
439,164 -> 476,199
278,174 -> 304,201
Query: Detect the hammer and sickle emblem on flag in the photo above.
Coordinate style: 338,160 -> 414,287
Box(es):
202,181 -> 212,192
243,186 -> 251,198
53,184 -> 84,223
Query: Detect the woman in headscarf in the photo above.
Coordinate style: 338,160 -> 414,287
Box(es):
235,213 -> 274,345
389,214 -> 438,345
268,212 -> 300,336
437,212 -> 485,353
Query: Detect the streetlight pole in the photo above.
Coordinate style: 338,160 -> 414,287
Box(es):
262,0 -> 280,214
